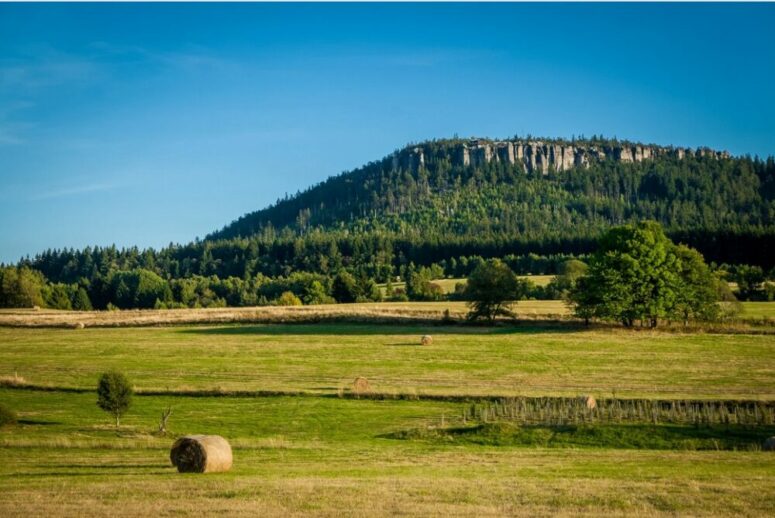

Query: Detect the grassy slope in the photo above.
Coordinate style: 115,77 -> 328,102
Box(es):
1,324 -> 774,399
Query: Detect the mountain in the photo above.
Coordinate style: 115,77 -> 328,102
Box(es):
210,136 -> 774,250
23,135 -> 775,292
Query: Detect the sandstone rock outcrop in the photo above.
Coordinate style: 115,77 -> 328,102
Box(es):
390,138 -> 730,174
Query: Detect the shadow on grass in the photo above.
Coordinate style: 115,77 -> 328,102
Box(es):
1,469 -> 173,479
39,462 -> 169,470
178,322 -> 584,337
385,422 -> 775,450
17,419 -> 62,426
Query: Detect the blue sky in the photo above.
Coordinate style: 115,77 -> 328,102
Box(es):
1,3 -> 774,263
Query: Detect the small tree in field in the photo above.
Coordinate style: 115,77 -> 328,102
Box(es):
465,259 -> 518,324
97,371 -> 133,428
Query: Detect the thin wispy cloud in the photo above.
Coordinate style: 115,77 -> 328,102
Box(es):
0,54 -> 101,90
30,182 -> 121,201
0,125 -> 27,145
0,42 -> 240,97
87,41 -> 238,74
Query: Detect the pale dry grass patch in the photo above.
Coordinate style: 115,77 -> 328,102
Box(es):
0,373 -> 26,387
0,301 -> 574,328
0,436 -> 163,449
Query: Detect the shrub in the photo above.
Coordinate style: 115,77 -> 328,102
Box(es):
388,288 -> 409,302
450,281 -> 469,301
406,267 -> 444,301
302,280 -> 334,305
275,291 -> 302,306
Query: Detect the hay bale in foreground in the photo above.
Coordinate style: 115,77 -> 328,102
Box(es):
579,395 -> 597,410
73,322 -> 85,330
420,335 -> 433,346
352,376 -> 371,394
764,437 -> 775,451
170,435 -> 232,473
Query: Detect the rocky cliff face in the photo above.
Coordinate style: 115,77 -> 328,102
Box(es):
393,138 -> 730,175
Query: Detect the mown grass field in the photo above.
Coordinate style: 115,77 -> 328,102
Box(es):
1,323 -> 774,398
1,315 -> 774,516
2,387 -> 775,517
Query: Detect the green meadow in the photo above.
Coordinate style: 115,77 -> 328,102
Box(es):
1,320 -> 774,516
1,323 -> 774,398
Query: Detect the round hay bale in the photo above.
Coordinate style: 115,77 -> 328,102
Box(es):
170,435 -> 232,473
73,322 -> 85,330
352,376 -> 371,394
763,437 -> 775,451
579,395 -> 596,410
420,335 -> 433,346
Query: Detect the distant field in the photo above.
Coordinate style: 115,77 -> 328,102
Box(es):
0,300 -> 572,328
378,277 -> 463,295
740,301 -> 775,319
3,300 -> 774,329
379,275 -> 554,295
518,274 -> 555,287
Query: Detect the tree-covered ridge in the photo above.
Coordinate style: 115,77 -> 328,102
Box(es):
6,136 -> 775,311
210,136 -> 775,247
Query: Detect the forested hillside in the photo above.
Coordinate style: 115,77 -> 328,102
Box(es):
7,136 -> 775,310
212,136 -> 775,249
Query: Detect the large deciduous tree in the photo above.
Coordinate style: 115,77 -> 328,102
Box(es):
570,221 -> 724,327
465,259 -> 519,324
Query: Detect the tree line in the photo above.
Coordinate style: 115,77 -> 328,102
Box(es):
2,241 -> 772,313
452,221 -> 739,326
